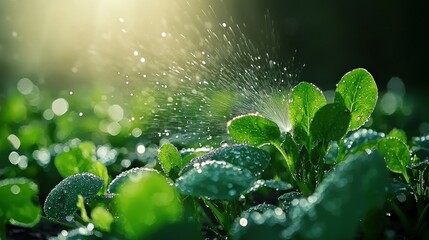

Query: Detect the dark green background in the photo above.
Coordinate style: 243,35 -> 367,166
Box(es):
1,0 -> 427,92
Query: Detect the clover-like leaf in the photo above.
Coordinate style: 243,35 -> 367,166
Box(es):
289,82 -> 326,148
0,178 -> 41,227
180,144 -> 270,176
107,167 -> 159,193
378,137 -> 411,182
44,173 -> 103,221
310,103 -> 351,143
334,68 -> 378,130
115,171 -> 183,239
176,160 -> 256,200
158,143 -> 182,175
227,113 -> 280,146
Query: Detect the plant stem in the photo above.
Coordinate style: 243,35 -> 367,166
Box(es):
200,198 -> 225,238
271,140 -> 295,173
202,198 -> 225,229
271,140 -> 311,195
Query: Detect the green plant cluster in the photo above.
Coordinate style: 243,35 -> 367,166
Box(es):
1,68 -> 429,239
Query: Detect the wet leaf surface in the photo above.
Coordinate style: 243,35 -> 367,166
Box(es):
180,144 -> 270,176
44,173 -> 103,221
176,160 -> 256,199
334,68 -> 377,131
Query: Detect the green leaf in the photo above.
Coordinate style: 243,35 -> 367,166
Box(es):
289,82 -> 326,148
378,137 -> 411,182
245,179 -> 293,194
144,220 -> 202,240
283,151 -> 388,239
230,204 -> 287,240
76,195 -> 90,222
388,128 -> 407,143
0,178 -> 41,227
91,206 -> 113,232
343,129 -> 385,155
334,68 -> 378,130
180,144 -> 270,176
227,113 -> 281,146
44,173 -> 104,221
158,143 -> 182,175
310,103 -> 351,143
54,142 -> 96,178
278,192 -> 303,211
115,171 -> 183,239
89,161 -> 109,193
176,160 -> 256,200
107,167 -> 159,194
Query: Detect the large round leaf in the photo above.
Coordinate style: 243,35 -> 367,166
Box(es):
176,160 -> 256,200
310,103 -> 351,143
115,171 -> 183,239
334,68 -> 378,130
44,173 -> 103,221
289,82 -> 326,148
180,144 -> 270,176
227,113 -> 280,146
108,167 -> 159,193
0,178 -> 41,227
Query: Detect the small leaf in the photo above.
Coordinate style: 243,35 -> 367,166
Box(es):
227,113 -> 280,146
284,151 -> 388,239
180,144 -> 270,176
230,204 -> 287,240
176,160 -> 256,200
115,171 -> 183,239
107,167 -> 159,194
158,143 -> 182,175
388,128 -> 407,143
91,206 -> 114,232
378,137 -> 411,182
89,161 -> 109,193
289,82 -> 326,148
334,68 -> 378,130
310,103 -> 351,143
44,173 -> 104,221
76,195 -> 90,222
0,178 -> 41,227
54,142 -> 95,178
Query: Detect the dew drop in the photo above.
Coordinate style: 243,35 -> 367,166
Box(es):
239,217 -> 248,227
10,185 -> 20,195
